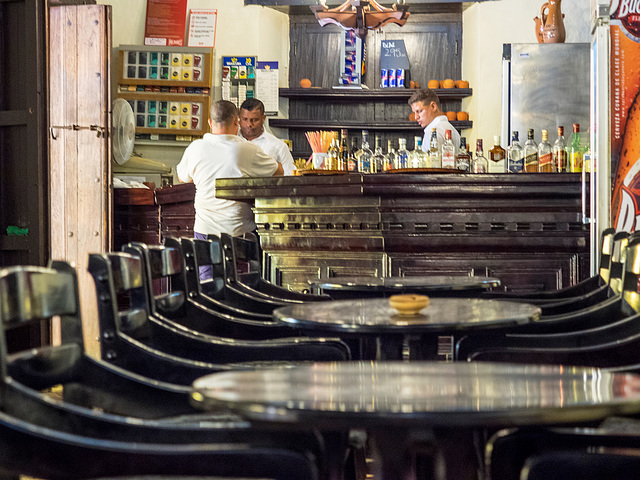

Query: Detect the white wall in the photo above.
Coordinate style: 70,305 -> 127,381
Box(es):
98,0 -> 290,170
462,0 -> 591,147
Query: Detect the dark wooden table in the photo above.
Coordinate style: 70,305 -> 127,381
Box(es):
273,297 -> 540,359
308,275 -> 501,298
192,361 -> 640,480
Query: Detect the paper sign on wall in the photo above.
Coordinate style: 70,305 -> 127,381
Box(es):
187,9 -> 217,48
144,0 -> 188,46
256,62 -> 279,115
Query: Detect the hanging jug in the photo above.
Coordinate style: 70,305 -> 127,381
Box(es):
534,0 -> 566,44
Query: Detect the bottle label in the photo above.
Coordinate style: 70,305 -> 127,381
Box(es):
555,151 -> 567,172
570,152 -> 583,172
538,153 -> 553,169
442,153 -> 456,169
348,159 -> 356,171
456,156 -> 470,172
508,157 -> 524,173
524,153 -> 538,172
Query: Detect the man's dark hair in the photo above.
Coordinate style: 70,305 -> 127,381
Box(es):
408,89 -> 441,110
240,98 -> 265,115
210,100 -> 238,126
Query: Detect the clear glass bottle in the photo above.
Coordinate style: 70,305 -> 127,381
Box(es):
426,128 -> 441,168
411,136 -> 426,168
358,130 -> 373,173
553,126 -> 568,173
570,123 -> 583,173
455,137 -> 471,172
349,136 -> 359,172
472,139 -> 488,173
537,129 -> 553,172
396,138 -> 409,169
339,129 -> 349,171
441,130 -> 456,169
488,135 -> 506,173
384,139 -> 396,171
326,137 -> 339,170
507,131 -> 523,173
523,128 -> 538,173
372,135 -> 385,173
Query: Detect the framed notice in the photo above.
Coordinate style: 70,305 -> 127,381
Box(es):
187,9 -> 217,48
256,61 -> 279,115
144,0 -> 188,47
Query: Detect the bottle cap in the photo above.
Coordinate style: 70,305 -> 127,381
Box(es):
445,130 -> 452,140
558,126 -> 564,135
476,139 -> 483,149
573,123 -> 580,132
512,131 -> 519,141
494,135 -> 500,145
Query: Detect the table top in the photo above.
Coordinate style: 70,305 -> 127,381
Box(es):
309,276 -> 501,292
273,297 -> 541,334
192,362 -> 640,429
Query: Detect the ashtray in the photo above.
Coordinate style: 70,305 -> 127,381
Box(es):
388,294 -> 430,315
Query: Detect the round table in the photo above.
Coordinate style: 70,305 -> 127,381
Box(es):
274,297 -> 541,359
192,361 -> 640,480
309,275 -> 501,299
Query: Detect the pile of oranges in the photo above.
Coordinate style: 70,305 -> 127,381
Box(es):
427,79 -> 470,89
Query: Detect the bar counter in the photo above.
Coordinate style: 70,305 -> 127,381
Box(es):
213,173 -> 590,293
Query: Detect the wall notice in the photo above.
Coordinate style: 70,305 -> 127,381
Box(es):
187,9 -> 217,48
144,0 -> 188,47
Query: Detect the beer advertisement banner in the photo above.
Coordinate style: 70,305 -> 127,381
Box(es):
611,0 -> 640,231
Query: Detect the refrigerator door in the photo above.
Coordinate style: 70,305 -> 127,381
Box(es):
505,43 -> 590,144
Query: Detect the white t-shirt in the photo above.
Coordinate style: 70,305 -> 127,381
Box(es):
176,133 -> 278,236
240,129 -> 295,176
421,115 -> 461,155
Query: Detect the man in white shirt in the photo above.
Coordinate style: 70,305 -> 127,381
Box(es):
239,98 -> 296,175
177,100 -> 283,280
409,89 -> 461,155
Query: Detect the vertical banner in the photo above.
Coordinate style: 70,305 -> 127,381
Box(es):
144,0 -> 188,46
611,1 -> 640,231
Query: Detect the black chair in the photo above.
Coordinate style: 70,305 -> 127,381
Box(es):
88,251 -> 350,385
127,240 -> 300,339
221,232 -> 332,303
455,234 -> 640,367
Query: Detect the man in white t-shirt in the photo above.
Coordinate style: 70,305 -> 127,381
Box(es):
239,98 -> 296,175
409,89 -> 461,155
177,100 -> 283,279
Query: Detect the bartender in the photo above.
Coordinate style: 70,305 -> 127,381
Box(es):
409,89 -> 460,154
239,98 -> 296,175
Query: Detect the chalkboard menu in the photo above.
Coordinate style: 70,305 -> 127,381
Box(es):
380,40 -> 410,70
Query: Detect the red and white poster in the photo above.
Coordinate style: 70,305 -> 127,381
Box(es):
144,0 -> 188,47
611,0 -> 640,231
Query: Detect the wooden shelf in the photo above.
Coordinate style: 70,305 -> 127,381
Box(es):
280,88 -> 472,100
270,119 -> 473,131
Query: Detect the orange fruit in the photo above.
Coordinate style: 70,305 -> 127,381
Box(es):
409,112 -> 416,122
446,111 -> 457,122
456,80 -> 469,89
443,79 -> 455,89
300,78 -> 312,88
427,80 -> 439,90
456,111 -> 469,121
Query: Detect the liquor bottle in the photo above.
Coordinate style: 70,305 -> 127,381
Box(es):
411,136 -> 426,168
384,139 -> 396,171
455,137 -> 471,172
472,139 -> 488,173
570,123 -> 583,173
553,126 -> 568,173
339,129 -> 349,171
358,130 -> 373,173
507,131 -> 523,173
488,135 -> 506,173
396,138 -> 409,169
523,128 -> 538,173
372,135 -> 385,173
426,128 -> 441,168
349,136 -> 359,172
326,137 -> 339,170
441,130 -> 456,169
537,129 -> 553,172
583,142 -> 591,173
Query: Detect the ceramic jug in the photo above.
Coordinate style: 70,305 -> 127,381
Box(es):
534,0 -> 566,44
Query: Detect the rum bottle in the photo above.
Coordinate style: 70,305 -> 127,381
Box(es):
372,135 -> 385,173
455,137 -> 471,172
488,135 -> 506,173
507,131 -> 523,173
384,139 -> 396,171
441,130 -> 456,169
537,129 -> 553,172
349,137 -> 359,172
523,128 -> 538,172
396,138 -> 409,169
570,123 -> 583,173
411,136 -> 426,168
358,130 -> 373,173
472,139 -> 488,173
339,129 -> 349,171
426,128 -> 441,168
553,126 -> 568,173
326,137 -> 339,170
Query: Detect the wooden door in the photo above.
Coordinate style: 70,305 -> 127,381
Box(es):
49,4 -> 112,357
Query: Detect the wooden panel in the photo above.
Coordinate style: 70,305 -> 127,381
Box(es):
49,5 -> 111,357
